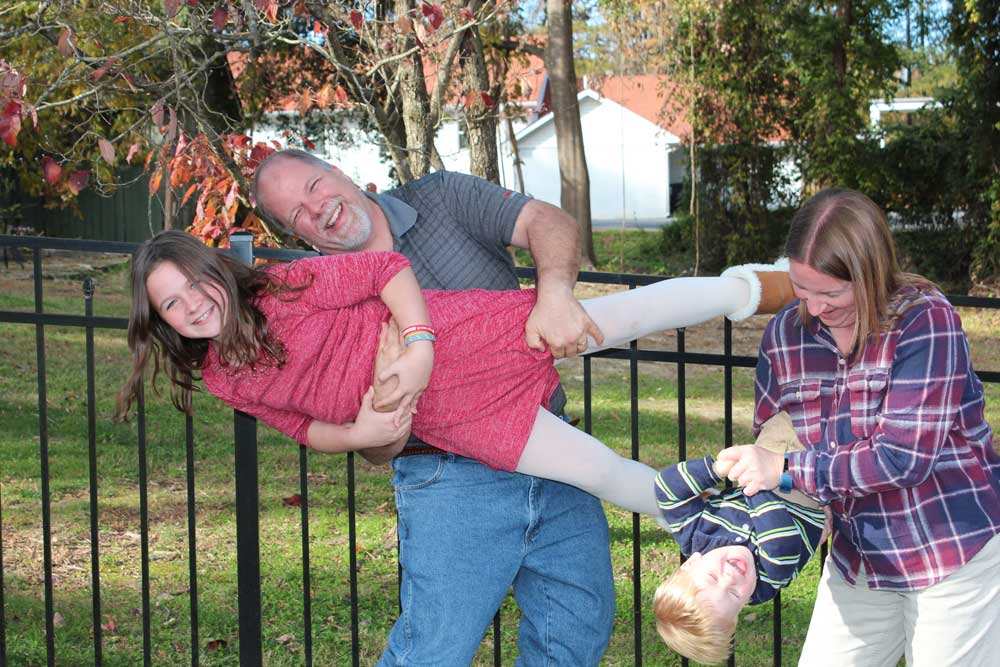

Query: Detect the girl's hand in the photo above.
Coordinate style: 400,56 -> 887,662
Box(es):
350,387 -> 412,449
372,320 -> 404,411
375,340 -> 433,419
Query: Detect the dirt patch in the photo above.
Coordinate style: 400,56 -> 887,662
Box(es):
1,249 -> 130,281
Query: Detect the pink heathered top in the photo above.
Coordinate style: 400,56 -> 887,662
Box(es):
201,251 -> 559,471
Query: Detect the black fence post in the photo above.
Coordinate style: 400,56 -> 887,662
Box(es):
228,232 -> 263,667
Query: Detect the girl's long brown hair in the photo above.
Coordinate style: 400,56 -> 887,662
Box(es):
115,230 -> 305,420
785,188 -> 937,362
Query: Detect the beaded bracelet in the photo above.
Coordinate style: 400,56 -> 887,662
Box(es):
401,324 -> 435,337
403,331 -> 436,345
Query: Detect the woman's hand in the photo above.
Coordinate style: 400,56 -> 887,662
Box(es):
715,444 -> 785,496
375,339 -> 433,420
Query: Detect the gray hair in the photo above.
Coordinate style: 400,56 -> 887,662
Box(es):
251,148 -> 334,230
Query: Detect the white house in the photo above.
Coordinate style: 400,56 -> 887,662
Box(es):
492,78 -> 687,223
246,52 -> 691,225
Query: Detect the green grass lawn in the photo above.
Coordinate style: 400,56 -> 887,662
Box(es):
1,233 -> 998,666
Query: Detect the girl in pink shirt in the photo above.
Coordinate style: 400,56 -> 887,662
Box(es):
118,230 -> 768,518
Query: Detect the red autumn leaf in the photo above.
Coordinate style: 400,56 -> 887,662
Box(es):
460,7 -> 474,22
42,156 -> 61,184
0,103 -> 21,147
365,182 -> 377,192
181,183 -> 198,206
165,0 -> 181,18
89,67 -> 108,82
151,99 -> 165,127
212,6 -> 228,31
166,106 -> 178,142
205,639 -> 228,651
149,168 -> 163,193
282,494 -> 302,507
101,617 -> 116,633
248,143 -> 273,168
57,29 -> 74,58
68,170 -> 90,194
296,89 -> 312,116
254,0 -> 278,21
230,134 -> 251,149
126,142 -> 141,164
113,16 -> 130,24
316,83 -> 334,108
421,3 -> 443,30
350,10 -> 363,31
301,136 -> 315,150
98,138 -> 115,164
333,86 -> 348,104
479,91 -> 494,109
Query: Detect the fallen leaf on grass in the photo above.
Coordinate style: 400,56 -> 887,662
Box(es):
205,639 -> 228,651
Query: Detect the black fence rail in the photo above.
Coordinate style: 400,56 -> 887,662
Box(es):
1,234 -> 998,667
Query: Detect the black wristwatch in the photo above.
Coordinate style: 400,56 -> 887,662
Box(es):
779,452 -> 793,493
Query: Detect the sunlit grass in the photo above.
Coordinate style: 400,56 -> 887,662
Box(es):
1,243 -> 997,666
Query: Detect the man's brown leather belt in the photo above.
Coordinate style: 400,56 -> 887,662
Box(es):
396,445 -> 448,458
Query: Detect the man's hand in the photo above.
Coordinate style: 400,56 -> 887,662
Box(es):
715,444 -> 784,496
525,285 -> 605,359
372,320 -> 404,411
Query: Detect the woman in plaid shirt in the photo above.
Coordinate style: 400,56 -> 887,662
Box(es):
717,188 -> 1000,667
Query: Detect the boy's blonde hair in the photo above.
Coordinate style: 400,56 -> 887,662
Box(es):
653,567 -> 736,665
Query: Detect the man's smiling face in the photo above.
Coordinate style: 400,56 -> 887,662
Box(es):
256,157 -> 375,254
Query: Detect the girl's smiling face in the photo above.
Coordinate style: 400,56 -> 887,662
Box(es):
146,260 -> 226,340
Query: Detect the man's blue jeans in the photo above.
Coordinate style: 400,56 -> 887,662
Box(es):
376,453 -> 615,666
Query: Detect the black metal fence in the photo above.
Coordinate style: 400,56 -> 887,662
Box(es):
1,234 -> 998,667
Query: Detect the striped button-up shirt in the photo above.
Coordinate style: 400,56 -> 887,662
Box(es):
756,286 -> 1000,591
656,457 -> 825,605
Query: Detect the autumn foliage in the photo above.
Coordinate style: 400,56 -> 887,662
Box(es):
3,0 -> 511,249
162,133 -> 279,248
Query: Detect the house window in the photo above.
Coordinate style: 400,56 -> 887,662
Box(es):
458,123 -> 469,150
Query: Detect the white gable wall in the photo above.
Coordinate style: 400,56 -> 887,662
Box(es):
510,94 -> 682,222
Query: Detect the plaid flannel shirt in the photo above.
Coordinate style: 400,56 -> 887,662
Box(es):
756,287 -> 1000,591
656,456 -> 825,605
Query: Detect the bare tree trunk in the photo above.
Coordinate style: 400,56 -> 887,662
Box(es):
460,10 -> 500,183
545,0 -> 596,267
395,0 -> 434,179
506,115 -> 525,194
689,19 -> 700,276
163,162 -> 175,231
832,1 -> 852,89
